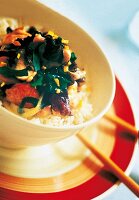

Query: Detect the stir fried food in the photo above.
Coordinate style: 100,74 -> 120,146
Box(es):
0,26 -> 87,119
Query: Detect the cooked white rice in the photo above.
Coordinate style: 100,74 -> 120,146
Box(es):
32,87 -> 93,126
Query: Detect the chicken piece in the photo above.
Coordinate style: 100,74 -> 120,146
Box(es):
36,106 -> 51,118
2,27 -> 31,46
16,58 -> 26,70
63,48 -> 71,63
33,34 -> 45,43
0,56 -> 7,67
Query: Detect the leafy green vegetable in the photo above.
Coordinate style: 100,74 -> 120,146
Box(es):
0,89 -> 4,99
33,50 -> 41,72
18,97 -> 39,113
0,66 -> 28,78
70,52 -> 77,62
38,36 -> 64,68
31,74 -> 43,87
40,91 -> 50,109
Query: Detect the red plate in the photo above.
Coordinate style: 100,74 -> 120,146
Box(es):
0,78 -> 138,200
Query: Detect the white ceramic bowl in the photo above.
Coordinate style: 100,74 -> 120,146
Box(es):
0,0 -> 115,147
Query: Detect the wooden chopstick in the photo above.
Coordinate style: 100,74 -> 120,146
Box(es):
77,133 -> 139,197
104,113 -> 138,137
